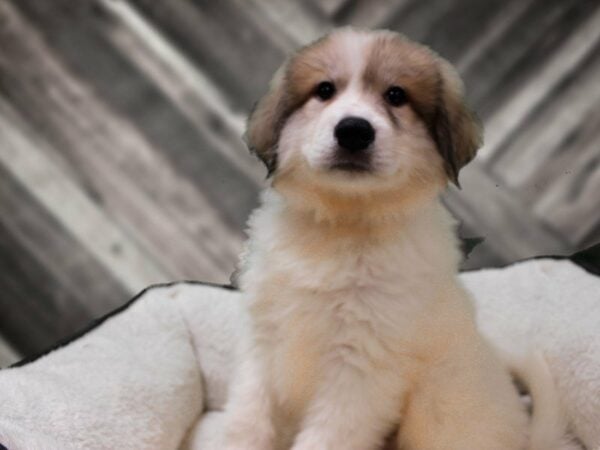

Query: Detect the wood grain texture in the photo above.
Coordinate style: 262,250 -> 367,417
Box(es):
477,1 -> 600,160
0,336 -> 19,368
0,162 -> 130,355
128,0 -> 287,110
0,0 -> 598,355
1,1 -> 245,281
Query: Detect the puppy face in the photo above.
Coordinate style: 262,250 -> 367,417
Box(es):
246,28 -> 481,197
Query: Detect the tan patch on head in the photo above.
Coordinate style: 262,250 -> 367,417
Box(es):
245,33 -> 350,175
363,32 -> 440,121
363,31 -> 482,185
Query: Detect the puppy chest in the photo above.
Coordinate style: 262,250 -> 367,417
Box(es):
254,286 -> 418,409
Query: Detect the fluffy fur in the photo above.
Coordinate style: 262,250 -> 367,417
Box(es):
223,28 -> 574,450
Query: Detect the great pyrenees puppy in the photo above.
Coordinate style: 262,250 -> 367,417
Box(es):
221,27 -> 575,450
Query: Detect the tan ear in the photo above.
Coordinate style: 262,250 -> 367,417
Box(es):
245,65 -> 288,176
431,60 -> 483,187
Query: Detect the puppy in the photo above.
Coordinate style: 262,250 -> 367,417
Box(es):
222,28 -> 574,450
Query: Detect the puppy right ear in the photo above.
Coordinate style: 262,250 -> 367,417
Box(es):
245,65 -> 288,177
430,59 -> 483,187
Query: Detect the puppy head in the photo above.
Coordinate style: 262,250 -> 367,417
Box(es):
246,28 -> 481,199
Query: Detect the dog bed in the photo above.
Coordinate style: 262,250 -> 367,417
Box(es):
0,246 -> 599,450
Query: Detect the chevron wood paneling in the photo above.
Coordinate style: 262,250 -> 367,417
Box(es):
0,0 -> 598,362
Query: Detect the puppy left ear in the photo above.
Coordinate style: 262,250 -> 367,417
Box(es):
431,60 -> 483,187
245,65 -> 288,177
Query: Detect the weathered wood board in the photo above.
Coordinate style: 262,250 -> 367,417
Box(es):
0,0 -> 598,356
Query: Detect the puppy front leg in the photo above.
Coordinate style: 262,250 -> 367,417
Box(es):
222,353 -> 275,450
291,367 -> 402,450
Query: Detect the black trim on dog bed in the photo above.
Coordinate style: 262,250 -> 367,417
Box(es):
6,242 -> 600,369
510,242 -> 600,277
570,242 -> 600,276
7,280 -> 235,369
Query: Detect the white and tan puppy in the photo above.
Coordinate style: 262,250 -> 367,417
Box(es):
222,28 -> 575,450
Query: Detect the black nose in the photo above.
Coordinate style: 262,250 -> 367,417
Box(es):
334,117 -> 375,152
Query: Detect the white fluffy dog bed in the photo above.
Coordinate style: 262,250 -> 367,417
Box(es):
0,250 -> 599,450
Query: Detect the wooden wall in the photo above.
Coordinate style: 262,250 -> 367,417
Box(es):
1,0 -> 599,364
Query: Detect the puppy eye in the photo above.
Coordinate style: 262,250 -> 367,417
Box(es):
315,81 -> 336,101
384,86 -> 408,107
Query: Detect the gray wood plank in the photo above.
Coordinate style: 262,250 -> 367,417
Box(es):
465,0 -> 600,118
308,0 -> 349,18
0,164 -> 130,355
0,0 -> 245,283
534,129 -> 600,245
0,165 -> 130,318
248,0 -> 328,44
231,0 -> 323,49
128,0 -> 287,110
0,220 -> 91,355
0,98 -> 173,292
0,336 -> 19,368
382,0 -> 449,36
443,163 -> 573,263
527,106 -> 600,209
100,0 -> 264,185
581,222 -> 600,250
322,0 -> 401,27
0,0 -> 596,356
476,3 -> 600,170
453,0 -> 535,74
11,0 -> 263,232
387,0 -> 523,64
491,42 -> 600,189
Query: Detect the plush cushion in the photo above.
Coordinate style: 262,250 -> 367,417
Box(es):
0,250 -> 599,450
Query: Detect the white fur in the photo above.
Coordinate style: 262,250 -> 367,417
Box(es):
223,29 -> 574,450
224,194 -> 534,450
